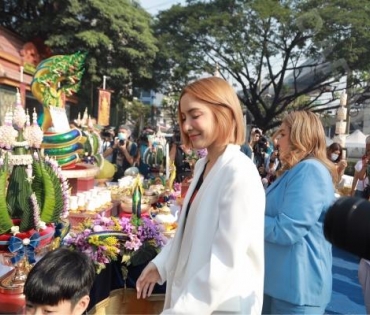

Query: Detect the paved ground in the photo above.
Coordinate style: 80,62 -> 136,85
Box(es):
326,246 -> 366,314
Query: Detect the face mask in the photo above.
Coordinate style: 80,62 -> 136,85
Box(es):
118,133 -> 126,141
331,153 -> 339,161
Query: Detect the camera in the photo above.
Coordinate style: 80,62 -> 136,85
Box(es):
119,139 -> 125,146
174,133 -> 181,145
101,131 -> 111,138
253,136 -> 268,155
324,196 -> 370,260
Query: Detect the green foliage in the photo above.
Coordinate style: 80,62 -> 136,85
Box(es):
6,166 -> 34,231
161,95 -> 179,127
302,0 -> 370,69
0,155 -> 13,234
38,160 -> 64,223
0,0 -> 158,124
129,241 -> 158,267
32,157 -> 64,224
152,0 -> 370,131
123,99 -> 151,134
31,158 -> 44,206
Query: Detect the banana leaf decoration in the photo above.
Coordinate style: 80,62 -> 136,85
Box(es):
131,175 -> 143,218
0,153 -> 13,234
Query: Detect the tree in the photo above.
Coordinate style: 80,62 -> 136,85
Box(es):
0,0 -> 158,123
124,98 -> 151,137
302,0 -> 370,131
161,93 -> 180,127
152,0 -> 370,131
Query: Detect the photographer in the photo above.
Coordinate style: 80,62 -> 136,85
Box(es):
253,135 -> 270,177
169,126 -> 192,183
109,125 -> 138,182
351,136 -> 370,199
101,127 -> 115,162
135,129 -> 155,179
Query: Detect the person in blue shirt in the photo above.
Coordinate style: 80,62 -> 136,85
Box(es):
263,110 -> 337,314
136,129 -> 155,179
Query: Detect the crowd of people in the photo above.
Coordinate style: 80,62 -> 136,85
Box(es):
23,76 -> 369,315
348,136 -> 370,313
99,122 -> 206,185
134,77 -> 348,314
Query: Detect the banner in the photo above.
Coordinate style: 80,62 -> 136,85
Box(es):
98,89 -> 111,126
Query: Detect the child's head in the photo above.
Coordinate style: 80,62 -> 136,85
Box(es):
24,247 -> 96,315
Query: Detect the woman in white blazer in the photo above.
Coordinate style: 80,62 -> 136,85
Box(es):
136,77 -> 265,314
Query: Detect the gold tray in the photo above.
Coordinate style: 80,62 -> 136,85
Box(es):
120,202 -> 151,214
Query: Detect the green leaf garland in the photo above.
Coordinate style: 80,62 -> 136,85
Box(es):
0,154 -> 13,234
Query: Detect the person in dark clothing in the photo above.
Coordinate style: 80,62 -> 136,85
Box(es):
170,143 -> 193,183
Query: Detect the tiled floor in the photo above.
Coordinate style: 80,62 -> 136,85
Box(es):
326,246 -> 366,314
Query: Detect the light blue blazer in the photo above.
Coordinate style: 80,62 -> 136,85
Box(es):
264,158 -> 335,306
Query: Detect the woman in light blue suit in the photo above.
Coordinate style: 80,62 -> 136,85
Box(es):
263,111 -> 337,314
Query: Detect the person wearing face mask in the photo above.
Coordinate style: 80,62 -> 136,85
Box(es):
326,142 -> 347,184
108,125 -> 138,182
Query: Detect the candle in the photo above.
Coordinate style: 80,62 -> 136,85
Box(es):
20,66 -> 24,83
15,89 -> 22,106
26,109 -> 30,126
32,108 -> 37,124
165,142 -> 170,180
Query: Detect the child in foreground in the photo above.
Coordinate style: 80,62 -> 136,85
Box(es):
23,247 -> 96,315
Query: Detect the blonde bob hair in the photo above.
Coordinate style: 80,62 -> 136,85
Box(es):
273,110 -> 337,183
178,77 -> 245,148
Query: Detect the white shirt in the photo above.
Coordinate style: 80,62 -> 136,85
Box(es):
354,160 -> 369,191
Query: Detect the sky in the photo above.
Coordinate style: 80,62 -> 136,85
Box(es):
139,0 -> 187,15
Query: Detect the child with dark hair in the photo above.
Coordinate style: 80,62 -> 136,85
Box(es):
23,247 -> 96,315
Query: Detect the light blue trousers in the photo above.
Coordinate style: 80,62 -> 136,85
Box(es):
262,294 -> 326,314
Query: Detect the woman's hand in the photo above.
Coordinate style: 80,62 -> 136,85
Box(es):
136,262 -> 161,299
338,159 -> 347,170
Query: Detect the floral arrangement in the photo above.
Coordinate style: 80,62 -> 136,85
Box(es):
185,148 -> 208,164
63,214 -> 167,274
0,91 -> 70,236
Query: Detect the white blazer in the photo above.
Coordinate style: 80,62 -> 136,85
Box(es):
152,144 -> 265,314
